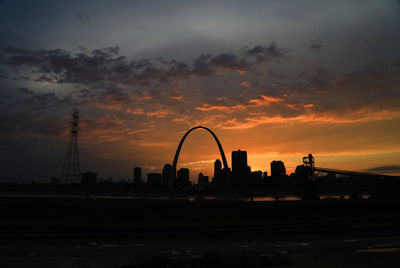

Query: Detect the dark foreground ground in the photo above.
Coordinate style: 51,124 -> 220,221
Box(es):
1,197 -> 400,267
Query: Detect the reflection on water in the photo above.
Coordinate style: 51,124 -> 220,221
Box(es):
358,247 -> 400,253
100,244 -> 118,248
320,194 -> 371,200
238,196 -> 302,202
0,193 -> 371,201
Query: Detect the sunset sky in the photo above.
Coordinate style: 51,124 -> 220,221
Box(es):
1,0 -> 400,182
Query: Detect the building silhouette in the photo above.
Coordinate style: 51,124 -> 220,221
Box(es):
214,159 -> 222,178
162,164 -> 174,189
232,149 -> 248,173
176,168 -> 191,190
271,160 -> 286,177
133,167 -> 142,185
232,149 -> 251,188
212,159 -> 228,189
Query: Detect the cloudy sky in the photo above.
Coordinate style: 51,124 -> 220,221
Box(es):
1,0 -> 400,182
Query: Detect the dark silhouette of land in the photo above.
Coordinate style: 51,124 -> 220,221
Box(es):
2,196 -> 400,267
2,125 -> 400,267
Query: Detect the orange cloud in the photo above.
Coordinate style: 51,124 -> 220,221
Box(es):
285,103 -> 296,109
147,109 -> 170,118
138,91 -> 152,101
137,141 -> 173,147
196,94 -> 284,113
91,100 -> 124,111
239,81 -> 251,87
169,95 -> 183,100
126,107 -> 145,115
220,109 -> 400,129
196,104 -> 246,112
172,116 -> 190,122
235,69 -> 246,75
248,95 -> 284,106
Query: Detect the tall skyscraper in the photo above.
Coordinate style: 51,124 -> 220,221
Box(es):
162,164 -> 174,189
231,149 -> 251,188
176,168 -> 190,189
177,168 -> 189,182
214,159 -> 222,179
232,149 -> 247,173
212,159 -> 227,189
271,161 -> 286,177
133,166 -> 141,185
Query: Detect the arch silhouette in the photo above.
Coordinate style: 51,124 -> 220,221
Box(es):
172,126 -> 229,171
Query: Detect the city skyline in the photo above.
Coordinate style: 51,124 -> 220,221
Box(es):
1,0 -> 400,182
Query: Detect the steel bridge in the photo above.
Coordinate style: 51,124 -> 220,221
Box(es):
311,166 -> 399,179
301,154 -> 399,179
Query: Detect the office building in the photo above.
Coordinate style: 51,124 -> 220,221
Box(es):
176,168 -> 191,189
232,149 -> 251,188
271,160 -> 286,177
162,164 -> 173,187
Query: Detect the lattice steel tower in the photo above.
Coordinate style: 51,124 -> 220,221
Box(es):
61,109 -> 80,184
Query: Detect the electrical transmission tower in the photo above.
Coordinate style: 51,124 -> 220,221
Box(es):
61,109 -> 80,184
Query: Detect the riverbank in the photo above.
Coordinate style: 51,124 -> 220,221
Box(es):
1,197 -> 400,240
2,197 -> 400,267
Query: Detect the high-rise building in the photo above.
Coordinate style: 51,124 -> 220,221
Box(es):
162,164 -> 174,189
176,168 -> 191,189
232,149 -> 247,173
212,159 -> 227,189
177,168 -> 189,182
213,159 -> 222,178
232,149 -> 251,188
271,161 -> 286,177
133,167 -> 142,185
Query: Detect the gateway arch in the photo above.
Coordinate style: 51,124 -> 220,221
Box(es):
172,126 -> 229,172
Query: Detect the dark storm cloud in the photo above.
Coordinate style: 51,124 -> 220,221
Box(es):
0,43 -> 285,86
0,111 -> 65,137
14,87 -> 74,110
1,43 -> 399,131
0,86 -> 75,131
189,56 -> 400,129
0,86 -> 80,139
1,46 -> 125,84
283,59 -> 400,118
210,53 -> 247,71
244,43 -> 285,63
